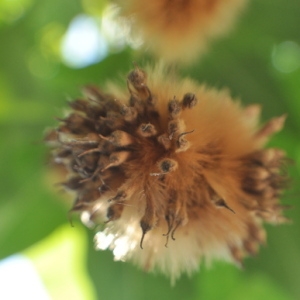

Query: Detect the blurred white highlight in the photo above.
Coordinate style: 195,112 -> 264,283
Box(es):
61,15 -> 108,68
0,255 -> 50,300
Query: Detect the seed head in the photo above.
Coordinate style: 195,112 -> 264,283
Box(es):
116,0 -> 248,63
46,65 -> 289,283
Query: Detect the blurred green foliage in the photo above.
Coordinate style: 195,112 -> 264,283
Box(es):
0,0 -> 299,299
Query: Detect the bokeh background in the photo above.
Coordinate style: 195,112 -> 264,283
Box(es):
0,0 -> 300,299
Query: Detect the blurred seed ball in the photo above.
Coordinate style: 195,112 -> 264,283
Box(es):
46,65 -> 289,283
115,0 -> 248,63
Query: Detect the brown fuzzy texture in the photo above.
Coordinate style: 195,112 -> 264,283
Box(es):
116,0 -> 248,63
46,65 -> 288,283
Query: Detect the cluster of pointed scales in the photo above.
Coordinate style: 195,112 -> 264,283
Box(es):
47,66 -> 289,268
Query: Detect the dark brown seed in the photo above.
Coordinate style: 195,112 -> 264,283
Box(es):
182,93 -> 197,109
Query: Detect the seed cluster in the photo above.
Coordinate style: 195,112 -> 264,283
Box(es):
117,0 -> 248,63
46,66 -> 288,280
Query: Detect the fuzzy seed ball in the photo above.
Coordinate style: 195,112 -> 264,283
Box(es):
46,65 -> 288,283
